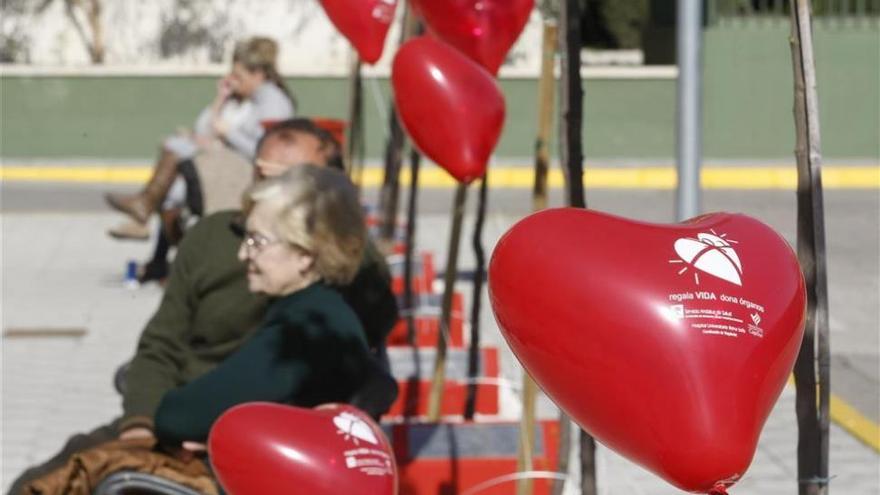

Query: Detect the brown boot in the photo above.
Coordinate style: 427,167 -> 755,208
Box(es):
107,220 -> 150,241
105,149 -> 180,223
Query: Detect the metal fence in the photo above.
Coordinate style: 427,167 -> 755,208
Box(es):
708,0 -> 880,25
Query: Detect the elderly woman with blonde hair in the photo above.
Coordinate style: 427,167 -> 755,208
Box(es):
152,164 -> 374,447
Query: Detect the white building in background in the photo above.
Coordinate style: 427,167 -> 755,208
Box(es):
1,0 -> 545,76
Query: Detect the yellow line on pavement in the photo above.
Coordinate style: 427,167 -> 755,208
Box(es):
1,165 -> 878,189
786,376 -> 880,453
1,166 -> 151,183
830,393 -> 880,452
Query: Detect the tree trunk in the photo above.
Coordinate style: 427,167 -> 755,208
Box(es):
465,175 -> 489,420
379,6 -> 421,243
789,1 -> 831,494
560,0 -> 596,493
579,431 -> 597,495
403,149 -> 422,346
559,0 -> 585,209
86,0 -> 104,63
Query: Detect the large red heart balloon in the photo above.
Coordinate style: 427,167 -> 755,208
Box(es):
392,36 -> 505,184
319,0 -> 396,64
209,402 -> 397,495
411,0 -> 534,75
488,209 -> 806,493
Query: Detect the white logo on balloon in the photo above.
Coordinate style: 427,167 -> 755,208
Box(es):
334,412 -> 379,445
371,0 -> 395,23
669,231 -> 743,286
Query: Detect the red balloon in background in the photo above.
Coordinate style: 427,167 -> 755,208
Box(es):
392,37 -> 505,184
488,209 -> 806,493
319,0 -> 396,64
209,403 -> 397,495
411,0 -> 534,75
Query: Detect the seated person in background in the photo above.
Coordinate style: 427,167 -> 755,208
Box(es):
5,119 -> 398,495
155,165 -> 372,446
105,36 -> 295,243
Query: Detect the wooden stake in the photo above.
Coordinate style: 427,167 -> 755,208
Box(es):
533,20 -> 558,212
518,19 -> 559,495
789,1 -> 831,493
517,374 -> 538,495
427,182 -> 468,421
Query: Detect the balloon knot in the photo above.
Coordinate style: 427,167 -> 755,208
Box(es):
708,483 -> 730,495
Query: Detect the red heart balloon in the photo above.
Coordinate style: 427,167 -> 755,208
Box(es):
411,0 -> 534,75
392,36 -> 505,184
488,209 -> 806,493
319,0 -> 396,64
209,403 -> 397,495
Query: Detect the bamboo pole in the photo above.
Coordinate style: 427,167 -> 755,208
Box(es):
538,8 -> 573,495
532,21 -> 558,212
517,373 -> 538,495
426,183 -> 469,421
517,19 -> 559,495
789,1 -> 831,494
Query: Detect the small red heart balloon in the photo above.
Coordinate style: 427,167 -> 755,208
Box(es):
488,209 -> 806,493
411,0 -> 534,75
392,36 -> 505,184
209,402 -> 397,495
319,0 -> 396,64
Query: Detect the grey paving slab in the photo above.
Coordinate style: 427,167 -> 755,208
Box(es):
586,388 -> 880,495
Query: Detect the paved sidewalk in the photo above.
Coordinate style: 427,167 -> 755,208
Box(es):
2,202 -> 878,493
2,213 -> 164,490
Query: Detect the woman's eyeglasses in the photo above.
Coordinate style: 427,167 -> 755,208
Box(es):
240,230 -> 312,258
241,231 -> 281,256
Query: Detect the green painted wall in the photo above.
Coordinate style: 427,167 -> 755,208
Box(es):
0,76 -> 675,160
1,23 -> 877,161
704,22 -> 880,160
